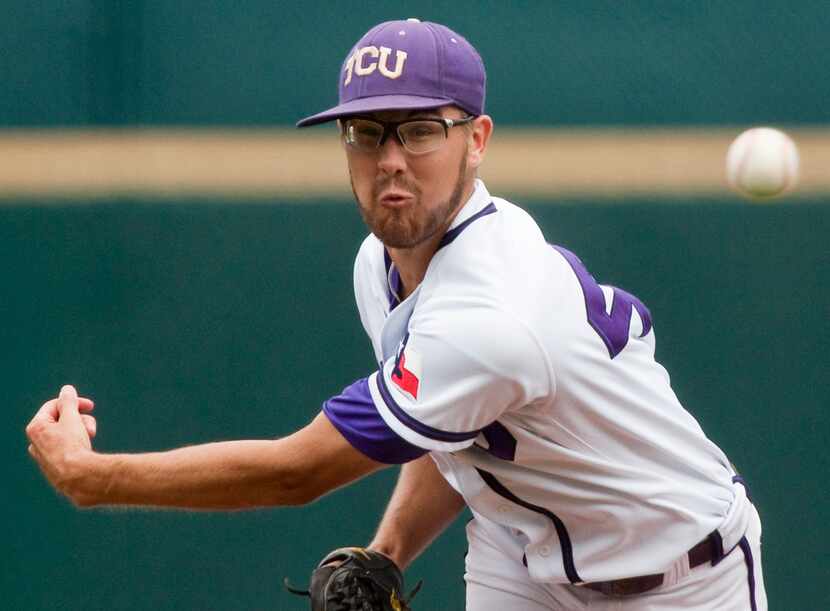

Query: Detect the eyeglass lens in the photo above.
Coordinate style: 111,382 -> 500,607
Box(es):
345,119 -> 447,153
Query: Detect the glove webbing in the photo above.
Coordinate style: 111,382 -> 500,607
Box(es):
284,575 -> 422,611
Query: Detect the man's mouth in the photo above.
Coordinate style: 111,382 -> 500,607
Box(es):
378,190 -> 415,207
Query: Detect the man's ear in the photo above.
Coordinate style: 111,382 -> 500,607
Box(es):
467,115 -> 494,170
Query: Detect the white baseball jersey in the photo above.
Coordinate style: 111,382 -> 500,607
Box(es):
323,179 -> 753,584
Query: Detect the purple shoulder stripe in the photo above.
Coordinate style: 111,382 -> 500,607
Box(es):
376,369 -> 481,443
437,202 -> 497,250
323,377 -> 426,464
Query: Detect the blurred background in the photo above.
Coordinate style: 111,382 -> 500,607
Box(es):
3,2 -> 828,609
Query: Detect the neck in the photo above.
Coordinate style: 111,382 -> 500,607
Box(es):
387,180 -> 476,300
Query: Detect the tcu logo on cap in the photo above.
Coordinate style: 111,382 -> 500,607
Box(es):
343,46 -> 408,86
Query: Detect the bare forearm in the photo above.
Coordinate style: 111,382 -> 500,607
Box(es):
369,455 -> 466,569
69,414 -> 384,510
87,439 -> 313,509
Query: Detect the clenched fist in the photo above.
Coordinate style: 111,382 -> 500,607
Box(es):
26,385 -> 100,506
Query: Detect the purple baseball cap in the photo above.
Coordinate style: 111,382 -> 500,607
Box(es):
296,18 -> 486,127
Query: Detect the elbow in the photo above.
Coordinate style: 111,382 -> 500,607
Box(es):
289,490 -> 324,507
262,417 -> 382,508
279,477 -> 324,507
270,458 -> 331,507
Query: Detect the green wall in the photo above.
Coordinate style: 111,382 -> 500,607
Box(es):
4,199 -> 828,609
3,1 -> 829,126
3,2 -> 828,608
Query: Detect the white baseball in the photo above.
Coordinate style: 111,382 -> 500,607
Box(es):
726,127 -> 799,198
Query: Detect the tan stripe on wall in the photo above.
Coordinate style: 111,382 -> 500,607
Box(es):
1,127 -> 828,199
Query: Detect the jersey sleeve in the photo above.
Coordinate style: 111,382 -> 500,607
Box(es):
322,304 -> 549,461
323,377 -> 428,464
369,303 -> 551,453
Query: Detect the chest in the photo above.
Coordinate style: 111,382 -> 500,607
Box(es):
377,291 -> 420,361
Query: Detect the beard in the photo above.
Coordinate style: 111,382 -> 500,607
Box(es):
350,154 -> 469,249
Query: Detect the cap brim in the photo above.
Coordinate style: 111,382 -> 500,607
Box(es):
296,94 -> 455,127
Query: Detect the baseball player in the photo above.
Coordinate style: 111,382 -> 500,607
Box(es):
27,18 -> 766,611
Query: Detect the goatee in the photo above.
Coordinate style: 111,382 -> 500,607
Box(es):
351,155 -> 469,249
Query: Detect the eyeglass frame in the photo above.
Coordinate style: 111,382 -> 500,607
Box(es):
340,114 -> 477,154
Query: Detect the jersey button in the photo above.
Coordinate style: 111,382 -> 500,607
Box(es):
538,545 -> 551,557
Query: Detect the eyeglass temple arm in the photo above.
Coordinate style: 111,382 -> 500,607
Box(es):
444,115 -> 476,128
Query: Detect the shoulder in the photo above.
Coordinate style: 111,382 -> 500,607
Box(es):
424,196 -> 565,313
352,233 -> 389,352
433,197 -> 547,271
410,292 -> 550,392
354,232 -> 384,270
353,233 -> 387,288
475,196 -> 547,248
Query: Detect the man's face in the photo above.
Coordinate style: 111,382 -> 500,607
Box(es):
344,106 -> 473,249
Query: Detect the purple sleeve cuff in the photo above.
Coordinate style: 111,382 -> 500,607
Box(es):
322,377 -> 428,464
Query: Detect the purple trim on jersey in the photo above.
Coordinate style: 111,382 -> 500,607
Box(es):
475,468 -> 583,584
552,245 -> 652,359
383,249 -> 402,310
732,474 -> 753,503
375,368 -> 482,443
480,421 -> 517,461
437,202 -> 497,250
381,202 -> 495,309
737,536 -> 758,611
323,377 -> 427,464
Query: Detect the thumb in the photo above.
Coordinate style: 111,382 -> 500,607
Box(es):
57,385 -> 83,426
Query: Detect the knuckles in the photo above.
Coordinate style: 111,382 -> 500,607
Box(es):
25,419 -> 45,440
26,412 -> 98,507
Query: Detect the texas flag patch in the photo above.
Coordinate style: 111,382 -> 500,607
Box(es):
391,338 -> 422,401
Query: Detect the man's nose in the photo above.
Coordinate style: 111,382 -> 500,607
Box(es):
376,134 -> 408,174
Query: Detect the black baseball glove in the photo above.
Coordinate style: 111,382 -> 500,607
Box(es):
284,547 -> 422,611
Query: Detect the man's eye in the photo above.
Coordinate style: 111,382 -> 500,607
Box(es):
358,127 -> 382,139
406,124 -> 439,140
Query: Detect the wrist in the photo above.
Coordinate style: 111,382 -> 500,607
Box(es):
367,541 -> 405,569
75,451 -> 117,507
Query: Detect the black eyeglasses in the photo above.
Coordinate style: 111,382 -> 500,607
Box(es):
342,115 -> 476,154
